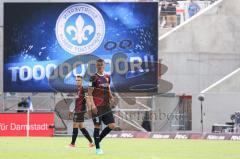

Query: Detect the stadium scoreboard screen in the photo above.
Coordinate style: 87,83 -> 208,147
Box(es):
4,2 -> 158,92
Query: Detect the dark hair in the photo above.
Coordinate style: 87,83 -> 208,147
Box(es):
76,75 -> 82,78
96,58 -> 104,63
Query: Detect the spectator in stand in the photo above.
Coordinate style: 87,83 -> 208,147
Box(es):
210,0 -> 217,4
165,0 -> 178,28
160,0 -> 168,28
188,0 -> 201,18
17,97 -> 28,113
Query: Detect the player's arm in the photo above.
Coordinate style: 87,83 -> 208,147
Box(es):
88,76 -> 97,114
84,93 -> 94,117
108,85 -> 114,100
88,87 -> 98,114
108,86 -> 116,108
85,95 -> 91,109
84,90 -> 93,111
107,76 -> 114,102
68,100 -> 75,119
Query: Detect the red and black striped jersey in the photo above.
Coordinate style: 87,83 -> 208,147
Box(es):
89,73 -> 111,107
74,86 -> 87,113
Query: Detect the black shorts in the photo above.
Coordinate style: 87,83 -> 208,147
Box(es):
93,110 -> 115,125
73,112 -> 85,123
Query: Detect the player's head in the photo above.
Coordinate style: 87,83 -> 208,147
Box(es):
75,75 -> 82,86
21,97 -> 26,102
96,59 -> 105,73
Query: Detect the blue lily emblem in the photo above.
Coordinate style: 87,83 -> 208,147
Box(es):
66,15 -> 94,44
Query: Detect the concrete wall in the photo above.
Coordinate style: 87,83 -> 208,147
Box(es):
192,93 -> 240,132
159,0 -> 240,132
205,69 -> 240,93
159,0 -> 240,94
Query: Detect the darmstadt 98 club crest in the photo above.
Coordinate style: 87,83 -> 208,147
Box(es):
55,4 -> 105,55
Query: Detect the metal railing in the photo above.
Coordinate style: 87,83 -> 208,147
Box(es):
0,93 -> 192,133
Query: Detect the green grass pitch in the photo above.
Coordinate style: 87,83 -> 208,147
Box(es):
0,137 -> 239,159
